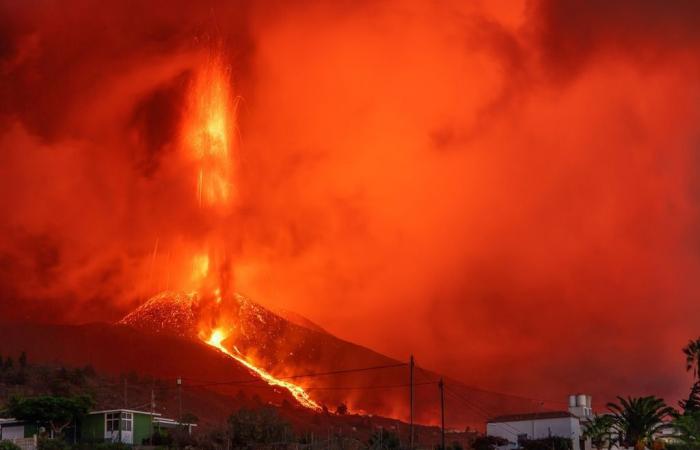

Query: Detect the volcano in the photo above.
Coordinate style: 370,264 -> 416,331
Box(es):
0,294 -> 555,430
115,290 -> 554,427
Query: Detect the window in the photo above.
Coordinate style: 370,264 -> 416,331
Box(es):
106,412 -> 133,433
106,413 -> 120,432
121,412 -> 132,432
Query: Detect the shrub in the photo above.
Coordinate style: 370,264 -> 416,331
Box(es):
37,438 -> 69,450
0,441 -> 22,450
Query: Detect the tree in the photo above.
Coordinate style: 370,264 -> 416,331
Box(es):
368,428 -> 400,449
227,407 -> 292,447
673,411 -> 700,449
684,338 -> 700,380
336,403 -> 348,415
583,415 -> 616,450
180,412 -> 199,425
607,396 -> 675,449
4,395 -> 94,437
681,382 -> 700,414
18,352 -> 27,369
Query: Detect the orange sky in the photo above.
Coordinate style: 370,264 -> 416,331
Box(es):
1,0 -> 700,407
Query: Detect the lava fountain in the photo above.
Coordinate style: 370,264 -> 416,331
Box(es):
168,52 -> 321,411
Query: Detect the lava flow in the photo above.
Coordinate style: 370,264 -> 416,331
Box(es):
206,329 -> 321,411
176,52 -> 321,411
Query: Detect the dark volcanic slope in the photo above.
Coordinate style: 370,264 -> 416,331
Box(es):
1,297 -> 557,429
117,291 -> 557,428
0,322 -> 297,408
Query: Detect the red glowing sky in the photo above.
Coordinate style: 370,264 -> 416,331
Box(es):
1,0 -> 700,407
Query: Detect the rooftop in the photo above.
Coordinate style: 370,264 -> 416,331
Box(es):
488,411 -> 575,423
89,409 -> 161,416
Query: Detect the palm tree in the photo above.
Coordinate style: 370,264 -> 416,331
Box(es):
683,338 -> 700,380
583,415 -> 616,450
673,411 -> 700,448
679,381 -> 700,414
606,396 -> 675,449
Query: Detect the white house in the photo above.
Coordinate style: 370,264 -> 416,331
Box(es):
487,394 -> 594,450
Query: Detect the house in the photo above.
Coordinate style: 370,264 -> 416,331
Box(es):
0,418 -> 38,450
2,409 -> 195,447
0,418 -> 38,441
80,409 -> 196,445
487,394 -> 594,450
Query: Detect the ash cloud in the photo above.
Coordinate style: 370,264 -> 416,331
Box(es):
1,0 -> 700,407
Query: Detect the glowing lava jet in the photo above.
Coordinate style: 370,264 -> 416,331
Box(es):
173,53 -> 321,411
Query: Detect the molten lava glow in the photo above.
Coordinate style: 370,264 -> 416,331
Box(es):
182,55 -> 235,209
205,328 -> 322,411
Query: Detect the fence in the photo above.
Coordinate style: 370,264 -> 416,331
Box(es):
7,436 -> 37,450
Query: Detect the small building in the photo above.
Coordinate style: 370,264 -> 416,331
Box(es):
80,409 -> 196,445
0,418 -> 38,441
0,418 -> 39,450
2,409 -> 195,447
487,394 -> 594,450
81,409 -> 157,445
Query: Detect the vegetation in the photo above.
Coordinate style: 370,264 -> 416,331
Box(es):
0,441 -> 21,450
4,394 -> 94,436
227,406 -> 293,447
37,439 -> 69,450
519,437 -> 572,450
673,411 -> 700,449
367,428 -> 400,449
680,382 -> 700,414
336,402 -> 348,415
684,338 -> 700,380
607,396 -> 674,449
472,435 -> 510,450
584,414 -> 616,450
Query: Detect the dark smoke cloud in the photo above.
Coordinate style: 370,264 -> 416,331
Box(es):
1,0 -> 700,407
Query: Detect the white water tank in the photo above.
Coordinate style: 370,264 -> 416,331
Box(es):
568,393 -> 593,418
577,394 -> 587,407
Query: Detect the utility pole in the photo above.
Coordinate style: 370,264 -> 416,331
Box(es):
150,383 -> 155,443
410,354 -> 415,449
123,377 -> 128,408
439,377 -> 445,450
177,376 -> 182,421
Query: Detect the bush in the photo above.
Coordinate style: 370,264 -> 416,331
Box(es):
520,437 -> 573,450
0,441 -> 22,450
473,435 -> 510,450
70,443 -> 130,450
37,438 -> 69,450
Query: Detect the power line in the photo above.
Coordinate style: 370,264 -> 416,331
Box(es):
181,362 -> 408,389
306,381 -> 435,391
443,384 -> 523,437
415,365 -> 563,408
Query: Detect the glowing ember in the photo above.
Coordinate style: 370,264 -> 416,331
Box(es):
205,328 -> 322,411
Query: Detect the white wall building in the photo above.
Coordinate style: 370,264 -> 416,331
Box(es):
487,394 -> 594,450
